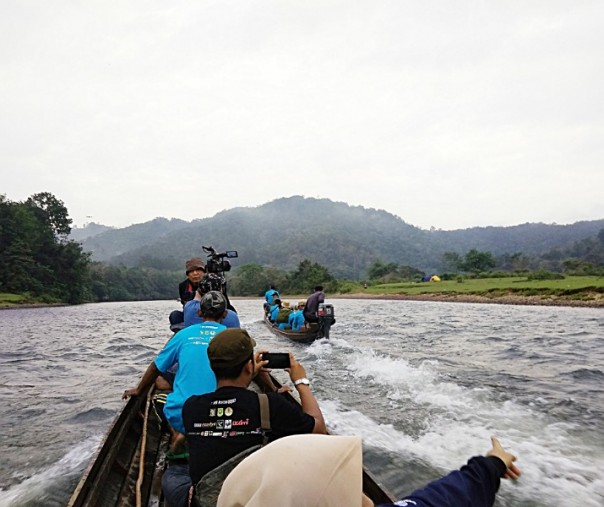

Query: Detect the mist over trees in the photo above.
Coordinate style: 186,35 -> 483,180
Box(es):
2,193 -> 603,304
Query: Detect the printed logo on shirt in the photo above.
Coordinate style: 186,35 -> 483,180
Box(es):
231,418 -> 250,427
225,407 -> 233,417
216,420 -> 224,429
193,422 -> 216,429
210,398 -> 236,406
217,408 -> 224,417
224,420 -> 232,429
209,409 -> 216,417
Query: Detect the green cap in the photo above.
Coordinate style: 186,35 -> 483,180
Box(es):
208,329 -> 257,369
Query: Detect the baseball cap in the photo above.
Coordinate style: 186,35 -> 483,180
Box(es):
199,290 -> 227,317
208,329 -> 257,369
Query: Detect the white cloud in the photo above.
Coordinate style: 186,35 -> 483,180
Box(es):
1,0 -> 603,230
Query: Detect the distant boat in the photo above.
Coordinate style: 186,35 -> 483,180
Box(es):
263,303 -> 336,343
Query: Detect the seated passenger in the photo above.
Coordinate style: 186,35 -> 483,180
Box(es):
169,257 -> 206,331
184,273 -> 240,328
288,301 -> 306,331
123,291 -> 229,455
268,298 -> 282,323
217,434 -> 521,507
276,300 -> 293,329
162,329 -> 326,507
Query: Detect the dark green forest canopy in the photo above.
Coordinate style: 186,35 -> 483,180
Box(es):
78,196 -> 604,278
0,193 -> 89,303
3,193 -> 603,304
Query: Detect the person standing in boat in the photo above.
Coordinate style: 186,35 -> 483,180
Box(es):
123,291 -> 229,454
184,273 -> 240,328
161,328 -> 327,507
264,284 -> 280,312
303,285 -> 325,323
169,258 -> 207,331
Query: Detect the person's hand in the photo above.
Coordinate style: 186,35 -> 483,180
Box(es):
487,436 -> 521,480
122,387 -> 140,400
254,350 -> 270,376
286,353 -> 307,383
277,385 -> 293,394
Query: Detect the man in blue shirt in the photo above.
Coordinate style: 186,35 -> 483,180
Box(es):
184,273 -> 240,328
123,291 -> 228,450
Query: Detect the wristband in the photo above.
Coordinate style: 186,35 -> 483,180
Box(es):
294,378 -> 310,387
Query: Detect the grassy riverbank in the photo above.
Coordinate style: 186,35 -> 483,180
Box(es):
335,276 -> 604,307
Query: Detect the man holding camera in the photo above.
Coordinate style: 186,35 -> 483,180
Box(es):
169,257 -> 207,331
162,328 -> 326,507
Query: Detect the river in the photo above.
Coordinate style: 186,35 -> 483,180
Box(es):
0,299 -> 602,506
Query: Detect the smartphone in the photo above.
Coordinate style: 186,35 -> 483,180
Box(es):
262,352 -> 291,369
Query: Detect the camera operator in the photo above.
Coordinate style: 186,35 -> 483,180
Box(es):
169,257 -> 206,331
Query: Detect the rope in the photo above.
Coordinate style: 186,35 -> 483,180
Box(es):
136,386 -> 155,507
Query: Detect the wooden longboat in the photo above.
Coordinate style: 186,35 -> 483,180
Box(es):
263,313 -> 330,343
68,374 -> 395,507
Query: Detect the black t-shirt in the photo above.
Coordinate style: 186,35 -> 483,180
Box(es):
183,386 -> 315,484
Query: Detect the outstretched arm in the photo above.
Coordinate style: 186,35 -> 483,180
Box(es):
389,437 -> 520,507
122,361 -> 161,399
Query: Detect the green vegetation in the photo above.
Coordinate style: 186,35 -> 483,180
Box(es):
2,193 -> 603,307
357,276 -> 604,301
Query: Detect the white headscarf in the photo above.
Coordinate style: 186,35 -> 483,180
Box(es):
217,434 -> 363,507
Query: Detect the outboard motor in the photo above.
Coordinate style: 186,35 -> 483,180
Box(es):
317,303 -> 335,339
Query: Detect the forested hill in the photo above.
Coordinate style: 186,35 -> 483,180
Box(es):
75,196 -> 604,278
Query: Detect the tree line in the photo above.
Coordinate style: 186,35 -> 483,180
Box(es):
2,193 -> 602,305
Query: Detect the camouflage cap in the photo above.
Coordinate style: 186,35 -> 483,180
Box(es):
199,290 -> 227,317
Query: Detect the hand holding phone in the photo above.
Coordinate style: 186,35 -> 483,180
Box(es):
262,352 -> 291,369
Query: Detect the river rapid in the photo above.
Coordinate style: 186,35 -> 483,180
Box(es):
0,299 -> 602,506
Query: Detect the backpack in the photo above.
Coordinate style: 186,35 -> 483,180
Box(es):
193,393 -> 271,507
276,307 -> 292,324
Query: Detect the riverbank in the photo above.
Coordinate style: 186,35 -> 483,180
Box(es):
333,291 -> 604,308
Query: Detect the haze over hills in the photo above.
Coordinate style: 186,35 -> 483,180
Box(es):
73,196 -> 604,278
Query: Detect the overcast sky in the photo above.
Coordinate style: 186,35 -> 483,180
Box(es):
1,1 -> 602,231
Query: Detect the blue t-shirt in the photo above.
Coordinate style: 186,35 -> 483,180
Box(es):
289,310 -> 305,331
183,300 -> 241,328
154,321 -> 227,433
270,305 -> 280,322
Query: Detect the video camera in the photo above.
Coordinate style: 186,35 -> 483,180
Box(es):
202,245 -> 238,275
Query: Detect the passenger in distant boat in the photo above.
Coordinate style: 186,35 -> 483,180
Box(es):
303,285 -> 325,323
263,285 -> 280,313
161,328 -> 326,507
288,301 -> 306,331
169,258 -> 206,331
123,291 -> 229,456
276,300 -> 293,329
268,298 -> 282,322
184,273 -> 240,328
216,434 -> 521,507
